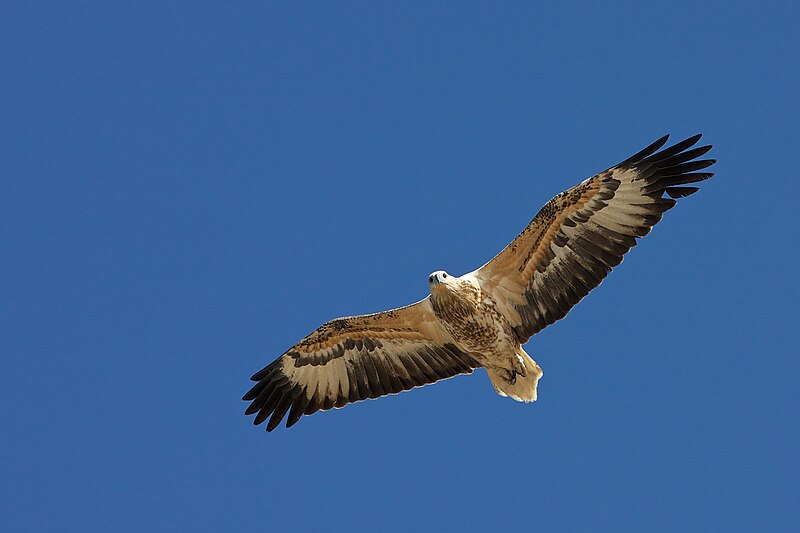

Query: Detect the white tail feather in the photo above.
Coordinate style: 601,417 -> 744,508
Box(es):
486,350 -> 543,403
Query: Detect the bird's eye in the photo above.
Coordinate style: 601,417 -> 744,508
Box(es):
442,273 -> 447,278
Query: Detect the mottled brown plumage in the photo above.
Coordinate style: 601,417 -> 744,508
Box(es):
244,134 -> 715,431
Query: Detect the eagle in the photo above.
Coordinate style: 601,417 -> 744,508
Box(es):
243,134 -> 715,431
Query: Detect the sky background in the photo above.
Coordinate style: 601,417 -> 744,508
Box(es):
2,2 -> 799,532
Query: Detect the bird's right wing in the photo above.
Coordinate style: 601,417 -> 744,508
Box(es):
471,134 -> 715,343
243,298 -> 479,431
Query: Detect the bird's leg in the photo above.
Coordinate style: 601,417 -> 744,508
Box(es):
507,369 -> 518,384
513,345 -> 529,378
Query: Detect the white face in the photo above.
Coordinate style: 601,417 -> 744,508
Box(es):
428,270 -> 451,287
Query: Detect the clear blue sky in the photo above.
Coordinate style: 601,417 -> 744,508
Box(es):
2,2 -> 798,531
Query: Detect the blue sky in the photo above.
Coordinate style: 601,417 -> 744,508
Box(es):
2,2 -> 799,531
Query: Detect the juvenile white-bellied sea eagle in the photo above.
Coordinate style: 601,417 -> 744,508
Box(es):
243,134 -> 715,431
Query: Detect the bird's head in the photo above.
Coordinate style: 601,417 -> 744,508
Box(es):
428,270 -> 452,290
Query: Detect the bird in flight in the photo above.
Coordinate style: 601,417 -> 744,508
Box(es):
243,134 -> 715,431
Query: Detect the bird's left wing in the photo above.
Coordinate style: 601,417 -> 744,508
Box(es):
243,298 -> 479,431
471,134 -> 715,343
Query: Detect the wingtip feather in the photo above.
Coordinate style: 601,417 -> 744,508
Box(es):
665,186 -> 700,198
620,134 -> 670,166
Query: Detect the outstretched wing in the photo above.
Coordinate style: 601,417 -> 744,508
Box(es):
472,134 -> 715,343
243,299 -> 479,431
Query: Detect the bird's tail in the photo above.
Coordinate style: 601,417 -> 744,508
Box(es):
486,348 -> 542,403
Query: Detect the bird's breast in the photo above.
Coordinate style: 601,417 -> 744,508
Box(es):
431,285 -> 513,357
